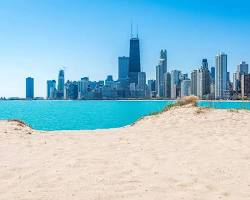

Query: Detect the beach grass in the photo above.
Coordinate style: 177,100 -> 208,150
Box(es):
149,96 -> 199,117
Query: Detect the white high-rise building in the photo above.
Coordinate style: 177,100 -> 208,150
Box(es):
215,53 -> 227,99
156,65 -> 164,97
156,50 -> 167,98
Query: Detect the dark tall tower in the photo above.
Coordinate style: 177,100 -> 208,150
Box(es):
129,36 -> 141,85
26,77 -> 34,99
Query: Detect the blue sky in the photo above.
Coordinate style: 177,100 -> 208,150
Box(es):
0,0 -> 250,97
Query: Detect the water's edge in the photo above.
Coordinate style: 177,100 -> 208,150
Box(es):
1,100 -> 249,131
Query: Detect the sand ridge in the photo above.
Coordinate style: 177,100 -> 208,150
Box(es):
0,105 -> 250,200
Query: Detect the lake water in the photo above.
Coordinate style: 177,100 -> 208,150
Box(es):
198,101 -> 250,110
0,100 -> 173,131
0,100 -> 249,131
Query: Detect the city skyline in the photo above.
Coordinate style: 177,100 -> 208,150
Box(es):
1,0 -> 250,97
28,46 -> 250,100
2,31 -> 250,100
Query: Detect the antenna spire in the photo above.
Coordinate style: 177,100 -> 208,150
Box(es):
136,24 -> 139,38
130,22 -> 133,38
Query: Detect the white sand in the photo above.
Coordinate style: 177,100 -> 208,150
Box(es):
0,105 -> 250,200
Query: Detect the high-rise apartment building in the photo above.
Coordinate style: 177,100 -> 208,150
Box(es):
64,81 -> 78,100
241,74 -> 250,97
233,61 -> 249,93
197,59 -> 210,98
191,70 -> 198,96
171,70 -> 181,99
181,79 -> 191,97
137,72 -> 146,90
26,77 -> 34,99
215,53 -> 227,99
148,80 -> 156,98
164,72 -> 171,98
237,61 -> 249,74
47,80 -> 56,99
137,72 -> 146,97
105,75 -> 114,87
118,56 -> 129,81
79,77 -> 90,98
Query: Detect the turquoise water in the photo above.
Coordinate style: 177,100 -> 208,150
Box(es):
198,101 -> 250,110
0,100 -> 249,131
0,100 -> 173,131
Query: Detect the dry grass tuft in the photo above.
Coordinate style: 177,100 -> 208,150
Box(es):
195,107 -> 209,114
8,119 -> 31,128
134,96 -> 201,125
228,109 -> 239,113
149,96 -> 199,117
176,96 -> 199,107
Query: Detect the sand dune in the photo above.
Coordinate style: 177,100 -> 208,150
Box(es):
0,105 -> 250,200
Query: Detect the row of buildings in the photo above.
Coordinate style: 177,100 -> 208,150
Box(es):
25,34 -> 250,100
153,53 -> 250,100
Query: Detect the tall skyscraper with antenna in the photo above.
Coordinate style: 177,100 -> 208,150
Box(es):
128,24 -> 141,85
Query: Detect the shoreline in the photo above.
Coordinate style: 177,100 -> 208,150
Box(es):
1,99 -> 250,102
2,103 -> 250,132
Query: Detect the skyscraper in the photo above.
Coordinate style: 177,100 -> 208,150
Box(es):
234,61 -> 249,93
181,79 -> 191,97
128,36 -> 141,85
64,81 -> 78,100
191,70 -> 198,96
197,59 -> 210,99
137,72 -> 146,97
156,50 -> 167,98
237,61 -> 249,74
148,80 -> 156,98
215,53 -> 227,99
47,80 -> 56,99
241,74 -> 250,98
171,70 -> 181,99
57,69 -> 65,99
160,49 -> 167,73
79,77 -> 90,98
210,67 -> 215,83
164,72 -> 171,98
105,75 -> 114,87
156,65 -> 164,97
26,77 -> 34,99
118,56 -> 129,81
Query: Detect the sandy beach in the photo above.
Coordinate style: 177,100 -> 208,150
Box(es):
0,105 -> 250,200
